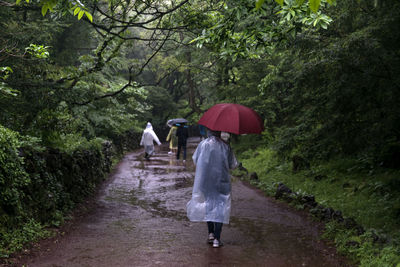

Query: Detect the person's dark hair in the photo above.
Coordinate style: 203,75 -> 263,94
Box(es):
207,129 -> 221,138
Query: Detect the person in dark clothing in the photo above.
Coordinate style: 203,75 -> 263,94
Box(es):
199,124 -> 207,141
176,123 -> 189,161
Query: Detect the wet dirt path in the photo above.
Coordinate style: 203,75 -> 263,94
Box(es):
18,137 -> 349,267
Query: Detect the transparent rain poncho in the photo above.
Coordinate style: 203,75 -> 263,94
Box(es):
140,122 -> 161,155
186,135 -> 238,224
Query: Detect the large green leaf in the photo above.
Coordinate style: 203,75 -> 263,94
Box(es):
85,11 -> 93,23
256,0 -> 266,9
275,0 -> 284,7
309,0 -> 321,12
74,7 -> 80,16
41,4 -> 48,16
78,10 -> 84,20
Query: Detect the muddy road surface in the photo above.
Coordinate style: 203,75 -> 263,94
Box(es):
11,137 -> 350,267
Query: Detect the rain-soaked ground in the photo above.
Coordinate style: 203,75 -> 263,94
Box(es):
9,137 -> 351,267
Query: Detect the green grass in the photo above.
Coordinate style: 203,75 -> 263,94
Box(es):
234,145 -> 400,267
0,219 -> 51,258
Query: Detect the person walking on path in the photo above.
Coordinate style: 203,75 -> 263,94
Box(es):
186,129 -> 238,248
198,124 -> 207,141
140,122 -> 161,160
166,124 -> 178,155
176,123 -> 189,161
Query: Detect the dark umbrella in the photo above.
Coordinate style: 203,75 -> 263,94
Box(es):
198,103 -> 263,135
167,118 -> 189,127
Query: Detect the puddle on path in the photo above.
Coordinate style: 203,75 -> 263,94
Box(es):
13,137 -> 351,267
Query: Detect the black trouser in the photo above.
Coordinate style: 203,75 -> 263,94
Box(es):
176,142 -> 187,160
207,221 -> 223,240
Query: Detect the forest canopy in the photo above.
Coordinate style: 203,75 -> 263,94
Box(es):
0,0 -> 399,164
0,0 -> 399,263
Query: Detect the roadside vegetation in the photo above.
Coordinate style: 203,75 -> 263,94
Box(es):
233,135 -> 400,266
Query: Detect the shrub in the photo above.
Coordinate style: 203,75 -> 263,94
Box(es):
0,126 -> 141,258
0,125 -> 29,227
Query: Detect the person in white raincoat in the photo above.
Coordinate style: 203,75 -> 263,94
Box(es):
186,129 -> 237,248
140,122 -> 161,160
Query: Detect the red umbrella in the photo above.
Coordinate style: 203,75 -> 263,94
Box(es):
198,103 -> 264,135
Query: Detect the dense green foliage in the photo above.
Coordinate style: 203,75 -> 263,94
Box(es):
192,0 -> 400,167
258,1 -> 400,165
233,141 -> 400,266
0,124 -> 141,257
0,126 -> 29,228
